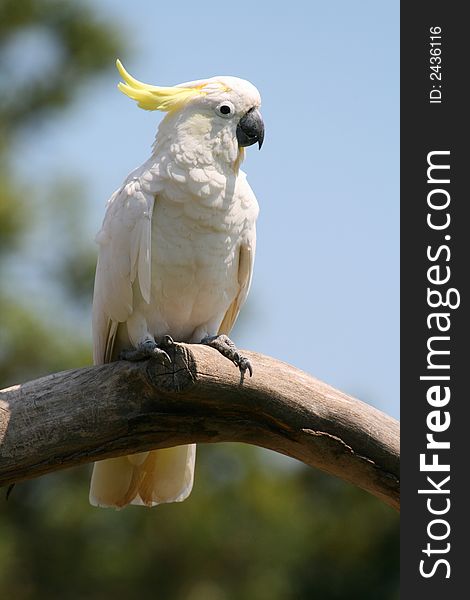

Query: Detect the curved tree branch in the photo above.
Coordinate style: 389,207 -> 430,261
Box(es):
0,344 -> 399,510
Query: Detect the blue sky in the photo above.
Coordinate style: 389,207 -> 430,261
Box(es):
12,1 -> 399,417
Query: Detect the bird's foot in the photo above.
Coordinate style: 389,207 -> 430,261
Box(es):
159,335 -> 175,349
201,334 -> 253,382
119,337 -> 173,368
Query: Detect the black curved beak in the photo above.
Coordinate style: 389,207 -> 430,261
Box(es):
236,107 -> 264,150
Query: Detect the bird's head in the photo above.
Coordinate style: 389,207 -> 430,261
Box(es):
116,60 -> 264,170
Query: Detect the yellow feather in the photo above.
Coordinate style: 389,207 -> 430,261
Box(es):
116,59 -> 205,112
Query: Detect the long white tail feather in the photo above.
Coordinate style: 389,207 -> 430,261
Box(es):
89,456 -> 135,508
89,444 -> 196,509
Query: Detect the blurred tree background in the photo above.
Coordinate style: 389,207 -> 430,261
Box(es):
0,1 -> 399,598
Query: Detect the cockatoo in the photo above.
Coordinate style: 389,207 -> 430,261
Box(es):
89,60 -> 264,508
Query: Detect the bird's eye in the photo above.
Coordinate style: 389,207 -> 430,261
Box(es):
215,102 -> 235,118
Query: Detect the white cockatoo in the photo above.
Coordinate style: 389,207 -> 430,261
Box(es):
89,60 -> 264,508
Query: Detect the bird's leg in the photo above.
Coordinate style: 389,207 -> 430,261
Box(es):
119,336 -> 172,367
201,334 -> 253,382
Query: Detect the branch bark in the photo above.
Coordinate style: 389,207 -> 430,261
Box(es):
0,344 -> 399,509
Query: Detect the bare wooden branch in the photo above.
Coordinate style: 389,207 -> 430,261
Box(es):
0,344 -> 399,509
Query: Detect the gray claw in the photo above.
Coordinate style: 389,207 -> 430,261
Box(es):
240,357 -> 253,377
120,338 -> 172,367
201,334 -> 253,382
160,335 -> 175,348
236,356 -> 253,383
151,347 -> 172,368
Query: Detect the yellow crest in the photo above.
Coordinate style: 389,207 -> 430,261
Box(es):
116,60 -> 205,112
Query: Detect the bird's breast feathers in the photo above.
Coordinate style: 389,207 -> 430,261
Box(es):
122,156 -> 258,341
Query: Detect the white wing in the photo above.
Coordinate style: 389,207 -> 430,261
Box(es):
218,239 -> 255,336
92,167 -> 161,364
218,174 -> 258,335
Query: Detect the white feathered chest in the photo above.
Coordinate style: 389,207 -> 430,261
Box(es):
124,147 -> 259,343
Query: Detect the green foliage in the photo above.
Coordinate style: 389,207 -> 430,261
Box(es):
0,2 -> 399,598
0,0 -> 122,138
0,0 -> 116,386
0,168 -> 26,254
0,450 -> 399,600
0,298 -> 90,385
